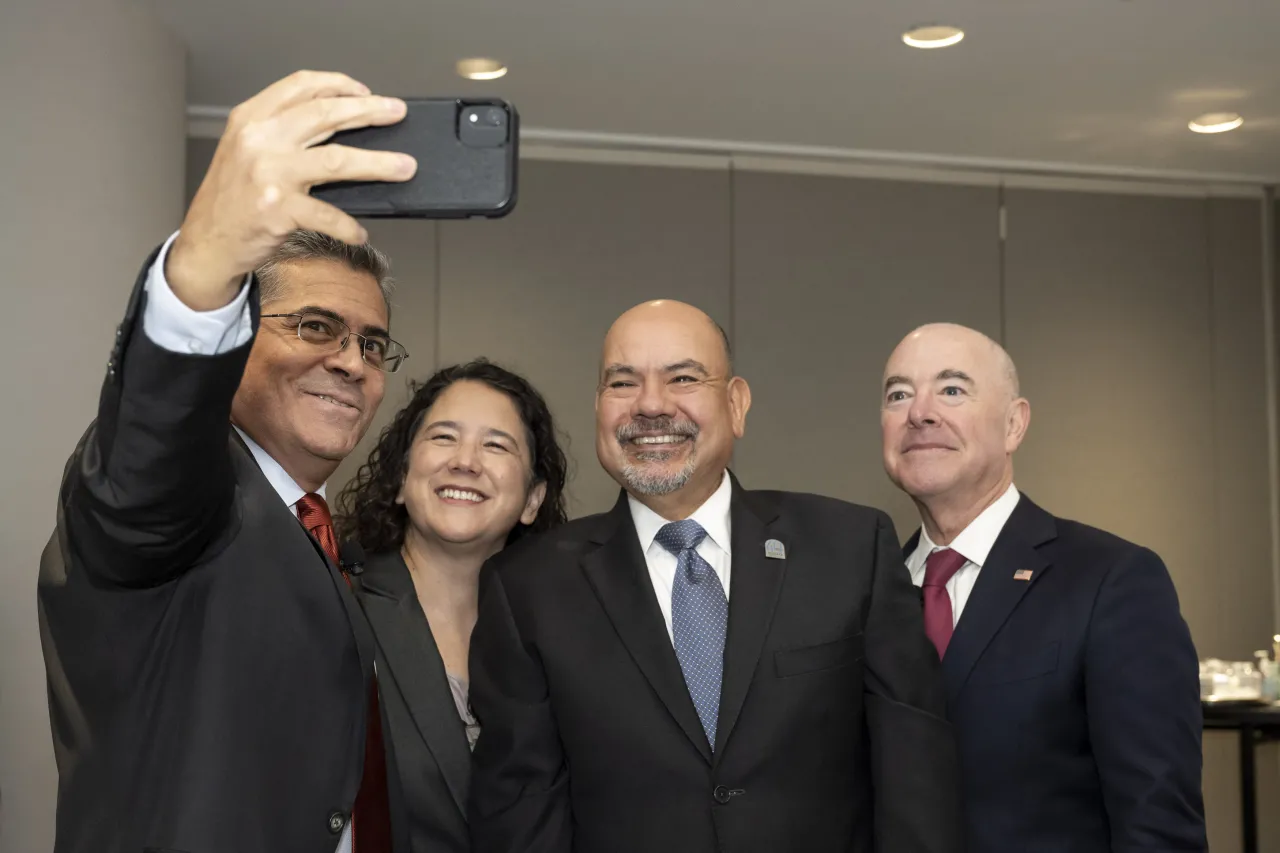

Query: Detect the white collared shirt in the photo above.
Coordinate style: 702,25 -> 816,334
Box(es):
233,426 -> 326,514
628,470 -> 733,642
905,483 -> 1021,627
142,240 -> 349,853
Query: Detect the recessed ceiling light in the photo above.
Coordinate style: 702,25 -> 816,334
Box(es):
1188,112 -> 1244,134
902,25 -> 965,49
456,58 -> 508,81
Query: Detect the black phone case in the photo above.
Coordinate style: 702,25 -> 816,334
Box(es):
310,98 -> 518,219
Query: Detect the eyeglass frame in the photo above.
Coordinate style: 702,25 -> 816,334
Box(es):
260,311 -> 410,373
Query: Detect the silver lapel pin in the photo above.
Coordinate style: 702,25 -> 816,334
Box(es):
764,539 -> 786,560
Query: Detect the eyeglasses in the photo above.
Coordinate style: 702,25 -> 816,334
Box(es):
262,312 -> 409,373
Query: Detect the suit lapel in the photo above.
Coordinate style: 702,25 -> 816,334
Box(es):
582,493 -> 713,763
356,553 -> 470,819
714,484 -> 785,759
232,433 -> 376,686
941,496 -> 1057,700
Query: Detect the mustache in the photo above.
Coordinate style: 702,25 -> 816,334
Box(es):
615,416 -> 699,444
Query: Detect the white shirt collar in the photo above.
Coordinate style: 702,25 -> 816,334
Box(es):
912,482 -> 1021,569
628,470 -> 733,555
233,425 -> 326,509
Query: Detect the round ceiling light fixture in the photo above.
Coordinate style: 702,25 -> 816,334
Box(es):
456,58 -> 508,81
902,25 -> 965,49
1188,112 -> 1244,134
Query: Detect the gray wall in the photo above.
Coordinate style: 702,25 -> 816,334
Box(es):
1,2 -> 187,851
187,146 -> 1276,851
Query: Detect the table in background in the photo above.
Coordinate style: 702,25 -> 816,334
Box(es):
1203,700 -> 1280,853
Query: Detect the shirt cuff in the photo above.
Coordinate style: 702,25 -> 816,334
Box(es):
141,231 -> 253,355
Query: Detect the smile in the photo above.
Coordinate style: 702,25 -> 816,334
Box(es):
307,392 -> 358,411
437,487 -> 486,503
630,435 -> 689,445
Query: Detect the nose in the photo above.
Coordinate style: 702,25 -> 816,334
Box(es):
449,437 -> 482,475
324,333 -> 368,380
633,378 -> 677,420
906,393 -> 939,429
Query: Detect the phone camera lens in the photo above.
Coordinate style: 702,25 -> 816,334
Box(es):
486,108 -> 505,126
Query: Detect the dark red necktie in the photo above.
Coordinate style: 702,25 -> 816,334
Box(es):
922,547 -> 968,659
297,493 -> 392,853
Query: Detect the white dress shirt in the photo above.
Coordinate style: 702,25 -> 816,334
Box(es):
142,231 -> 253,356
628,470 -> 733,642
142,235 -> 350,853
905,483 -> 1021,627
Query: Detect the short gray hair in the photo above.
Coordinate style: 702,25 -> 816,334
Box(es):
255,229 -> 394,317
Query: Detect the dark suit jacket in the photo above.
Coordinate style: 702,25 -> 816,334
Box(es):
905,493 -> 1207,853
37,249 -> 377,853
468,478 -> 962,853
354,551 -> 473,853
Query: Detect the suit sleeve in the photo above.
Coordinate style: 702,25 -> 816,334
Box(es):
468,565 -> 573,853
61,238 -> 257,587
863,511 -> 963,853
1085,548 -> 1208,851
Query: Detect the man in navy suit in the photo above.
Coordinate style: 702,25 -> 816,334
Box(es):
879,322 -> 1207,853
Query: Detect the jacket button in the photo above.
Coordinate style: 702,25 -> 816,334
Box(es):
713,785 -> 732,804
327,811 -> 347,835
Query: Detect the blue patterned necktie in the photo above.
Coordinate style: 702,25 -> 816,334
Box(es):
655,519 -> 728,749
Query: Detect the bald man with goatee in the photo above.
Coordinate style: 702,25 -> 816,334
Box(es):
467,300 -> 961,853
881,323 -> 1207,853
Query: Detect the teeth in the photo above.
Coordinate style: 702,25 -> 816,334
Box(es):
633,435 -> 685,445
439,488 -> 484,503
315,394 -> 352,409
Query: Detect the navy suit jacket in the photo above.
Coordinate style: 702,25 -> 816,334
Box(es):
905,493 -> 1207,853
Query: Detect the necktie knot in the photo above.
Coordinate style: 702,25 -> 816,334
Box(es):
655,519 -> 708,556
296,493 -> 339,565
296,492 -> 333,530
923,547 -> 967,589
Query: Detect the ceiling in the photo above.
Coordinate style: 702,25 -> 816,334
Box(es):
149,0 -> 1280,181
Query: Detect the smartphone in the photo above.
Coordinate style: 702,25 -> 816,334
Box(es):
310,98 -> 518,219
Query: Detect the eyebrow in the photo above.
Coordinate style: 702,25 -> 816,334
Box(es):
424,420 -> 520,446
602,360 -> 711,382
602,364 -> 638,383
295,305 -> 390,339
884,369 -> 975,392
664,359 -> 710,376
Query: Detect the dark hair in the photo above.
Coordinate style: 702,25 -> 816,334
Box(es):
335,359 -> 569,553
256,229 -> 394,316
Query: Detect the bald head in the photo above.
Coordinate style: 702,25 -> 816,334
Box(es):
601,300 -> 733,380
885,323 -> 1020,402
595,299 -> 750,518
880,322 -> 1030,520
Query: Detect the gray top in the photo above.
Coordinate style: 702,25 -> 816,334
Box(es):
446,671 -> 481,749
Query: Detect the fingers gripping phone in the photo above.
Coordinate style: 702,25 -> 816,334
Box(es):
311,98 -> 518,219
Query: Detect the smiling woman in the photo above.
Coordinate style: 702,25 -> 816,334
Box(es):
333,359 -> 568,853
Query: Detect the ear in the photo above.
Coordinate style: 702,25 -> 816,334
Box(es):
1005,397 -> 1031,453
728,376 -> 752,439
520,479 -> 548,526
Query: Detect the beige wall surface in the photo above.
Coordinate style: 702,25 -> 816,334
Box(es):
1,3 -> 187,852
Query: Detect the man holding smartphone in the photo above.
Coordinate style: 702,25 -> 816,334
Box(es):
38,71 -> 417,853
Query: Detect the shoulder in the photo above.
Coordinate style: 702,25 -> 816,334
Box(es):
747,488 -> 891,529
1049,512 -> 1159,567
483,512 -> 608,576
1032,507 -> 1173,598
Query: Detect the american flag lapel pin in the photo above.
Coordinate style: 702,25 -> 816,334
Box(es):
1013,569 -> 1034,581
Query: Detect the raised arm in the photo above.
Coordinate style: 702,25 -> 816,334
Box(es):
862,511 -> 962,853
61,70 -> 417,586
